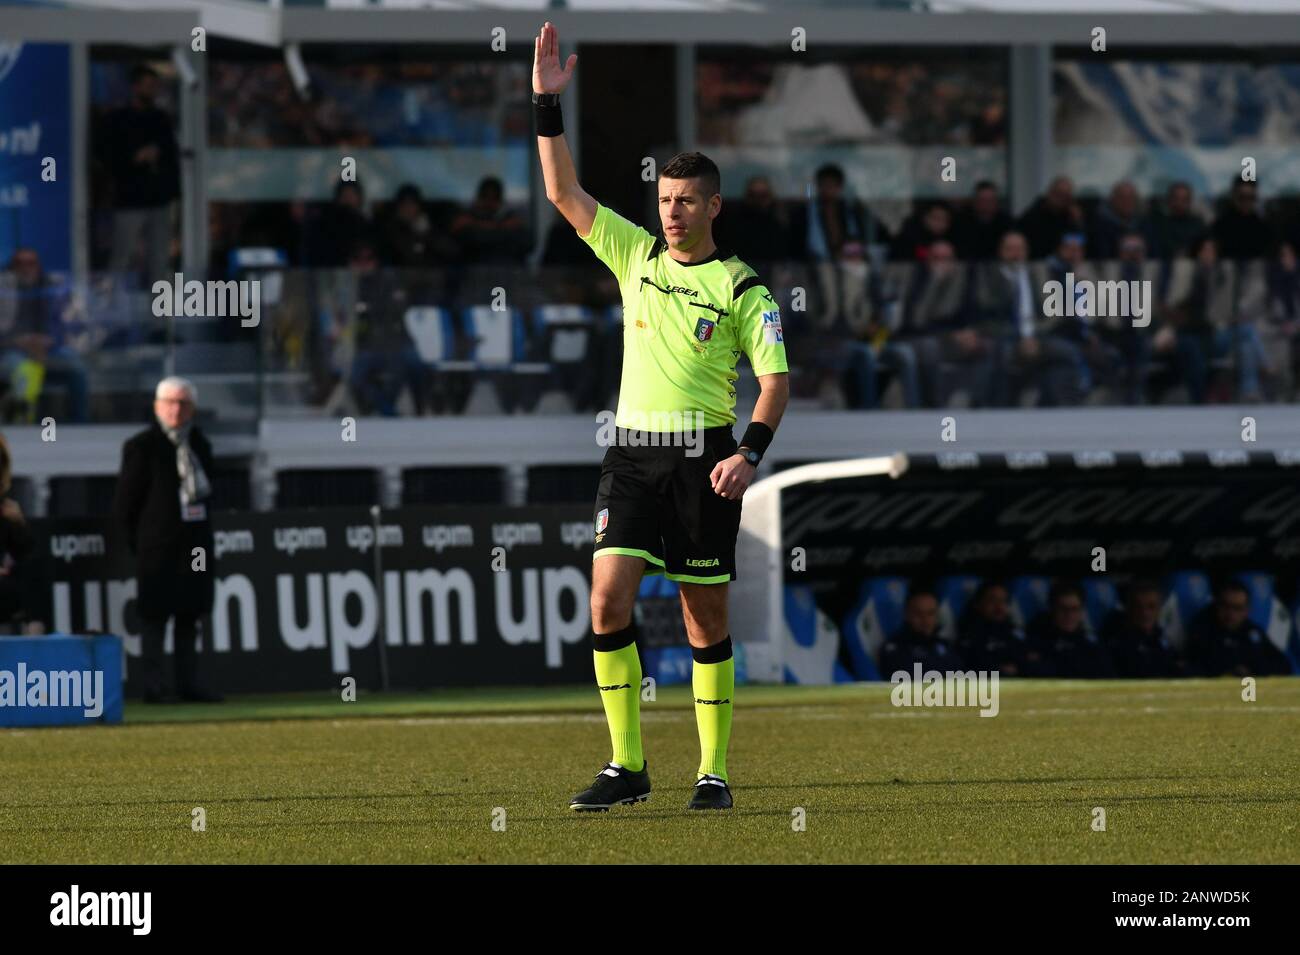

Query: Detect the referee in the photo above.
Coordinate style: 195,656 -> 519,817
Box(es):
533,22 -> 790,811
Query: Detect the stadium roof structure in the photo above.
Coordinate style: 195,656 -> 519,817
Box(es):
6,0 -> 1300,46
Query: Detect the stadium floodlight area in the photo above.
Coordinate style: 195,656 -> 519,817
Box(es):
731,452 -> 908,684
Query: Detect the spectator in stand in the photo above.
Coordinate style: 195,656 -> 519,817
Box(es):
449,176 -> 531,265
957,580 -> 1046,677
790,163 -> 890,331
878,586 -> 965,676
1044,232 -> 1119,403
952,180 -> 1012,260
1101,579 -> 1189,678
1017,175 -> 1086,259
1147,181 -> 1205,260
0,433 -> 45,634
720,176 -> 791,277
0,249 -> 90,423
1185,579 -> 1291,677
1100,233 -> 1158,404
381,183 -> 455,269
972,231 -> 1085,406
1089,180 -> 1147,260
890,201 -> 953,262
310,181 -> 376,268
104,65 -> 181,284
1263,241 -> 1300,399
1175,237 -> 1267,403
897,240 -> 992,407
839,311 -> 922,410
345,239 -> 427,416
1027,580 -> 1115,679
1211,179 -> 1278,261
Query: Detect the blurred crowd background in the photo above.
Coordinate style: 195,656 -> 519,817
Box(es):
5,44 -> 1300,425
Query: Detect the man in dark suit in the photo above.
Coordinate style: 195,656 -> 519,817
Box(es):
112,376 -> 222,703
1185,579 -> 1291,677
878,586 -> 965,676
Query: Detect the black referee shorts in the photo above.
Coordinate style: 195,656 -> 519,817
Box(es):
592,426 -> 742,584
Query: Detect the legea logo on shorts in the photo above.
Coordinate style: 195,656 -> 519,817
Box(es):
685,558 -> 720,568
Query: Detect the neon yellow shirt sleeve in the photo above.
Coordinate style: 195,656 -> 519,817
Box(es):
736,285 -> 789,376
578,202 -> 656,290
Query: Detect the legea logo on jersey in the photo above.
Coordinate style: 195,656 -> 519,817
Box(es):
761,310 -> 783,344
693,318 -> 715,342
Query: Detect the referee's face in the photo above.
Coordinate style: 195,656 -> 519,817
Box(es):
658,177 -> 718,252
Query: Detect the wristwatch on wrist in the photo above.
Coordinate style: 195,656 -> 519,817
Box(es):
532,91 -> 561,106
737,446 -> 761,467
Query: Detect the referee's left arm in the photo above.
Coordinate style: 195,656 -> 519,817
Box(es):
712,372 -> 788,500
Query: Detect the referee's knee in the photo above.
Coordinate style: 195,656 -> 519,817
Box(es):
590,592 -> 634,634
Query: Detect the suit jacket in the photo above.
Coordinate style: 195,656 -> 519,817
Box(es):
111,420 -> 215,620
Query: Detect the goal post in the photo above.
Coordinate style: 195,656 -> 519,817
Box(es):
731,452 -> 910,683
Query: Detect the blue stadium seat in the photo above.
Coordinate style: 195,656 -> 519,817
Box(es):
1237,571 -> 1293,650
461,305 -> 529,369
1082,578 -> 1120,634
1008,575 -> 1053,630
637,575 -> 679,599
404,306 -> 466,368
1287,588 -> 1300,671
839,576 -> 910,681
534,304 -> 595,365
786,584 -> 854,684
935,574 -> 982,637
1163,571 -> 1213,645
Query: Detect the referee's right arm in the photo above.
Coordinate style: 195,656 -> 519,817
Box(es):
534,21 -> 596,237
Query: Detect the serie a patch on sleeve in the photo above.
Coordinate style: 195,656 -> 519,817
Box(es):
761,310 -> 784,344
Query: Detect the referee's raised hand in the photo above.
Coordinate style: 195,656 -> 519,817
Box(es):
534,21 -> 577,95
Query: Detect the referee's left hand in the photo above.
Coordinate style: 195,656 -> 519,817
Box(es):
710,455 -> 756,501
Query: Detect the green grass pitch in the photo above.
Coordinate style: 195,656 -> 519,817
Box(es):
2,679 -> 1297,863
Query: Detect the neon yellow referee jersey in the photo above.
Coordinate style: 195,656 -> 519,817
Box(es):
579,201 -> 788,431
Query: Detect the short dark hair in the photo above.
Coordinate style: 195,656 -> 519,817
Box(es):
971,579 -> 1009,603
660,152 -> 720,200
974,180 -> 997,193
1049,579 -> 1084,606
348,238 -> 378,261
130,65 -> 158,86
394,183 -> 423,205
1214,578 -> 1249,601
477,176 -> 504,201
1124,577 -> 1162,602
815,163 -> 845,186
334,180 -> 363,201
905,584 -> 939,607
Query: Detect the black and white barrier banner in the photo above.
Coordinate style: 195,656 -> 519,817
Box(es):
37,506 -> 594,694
782,455 -> 1300,580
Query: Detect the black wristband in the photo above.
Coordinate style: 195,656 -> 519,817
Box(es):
739,421 -> 774,457
534,99 -> 563,137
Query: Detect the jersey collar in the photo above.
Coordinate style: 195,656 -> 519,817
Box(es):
659,241 -> 730,268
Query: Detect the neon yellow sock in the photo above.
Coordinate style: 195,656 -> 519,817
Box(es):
693,651 -> 734,782
593,642 -> 644,772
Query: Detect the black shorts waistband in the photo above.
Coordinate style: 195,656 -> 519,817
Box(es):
611,425 -> 734,447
